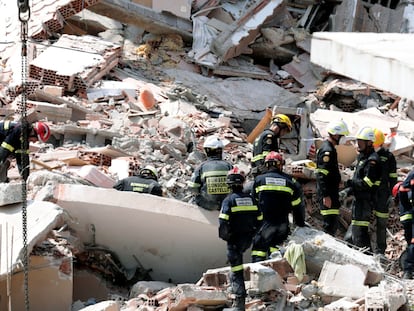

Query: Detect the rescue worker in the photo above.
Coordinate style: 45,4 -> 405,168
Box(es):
189,135 -> 233,210
219,167 -> 262,310
113,165 -> 163,196
395,172 -> 414,279
345,126 -> 382,251
315,119 -> 350,236
251,114 -> 292,177
251,151 -> 305,263
372,128 -> 398,255
0,120 -> 51,182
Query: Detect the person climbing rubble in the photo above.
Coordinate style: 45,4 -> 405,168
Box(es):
113,165 -> 163,196
372,128 -> 398,255
188,135 -> 233,210
251,113 -> 292,177
251,151 -> 305,262
0,120 -> 51,182
218,167 -> 262,310
315,119 -> 350,236
394,171 -> 414,279
345,126 -> 382,251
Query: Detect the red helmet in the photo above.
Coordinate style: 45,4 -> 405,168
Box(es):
33,121 -> 51,143
226,167 -> 245,185
265,151 -> 284,166
392,181 -> 402,198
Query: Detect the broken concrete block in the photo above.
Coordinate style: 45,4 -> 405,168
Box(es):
247,263 -> 285,294
129,280 -> 175,298
318,261 -> 368,299
78,301 -> 120,311
323,297 -> 360,311
0,182 -> 23,206
77,165 -> 115,188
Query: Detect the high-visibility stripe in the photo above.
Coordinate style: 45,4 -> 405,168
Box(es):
320,208 -> 340,216
257,215 -> 263,221
231,264 -> 244,272
269,246 -> 279,253
3,120 -> 10,130
251,250 -> 267,258
400,214 -> 413,222
316,168 -> 329,175
15,149 -> 29,154
219,213 -> 229,220
201,170 -> 228,178
256,185 -> 293,194
363,176 -> 374,187
252,151 -> 270,163
188,181 -> 200,188
389,172 -> 397,178
374,210 -> 388,219
351,220 -> 370,227
292,197 -> 301,206
231,205 -> 258,213
1,142 -> 14,152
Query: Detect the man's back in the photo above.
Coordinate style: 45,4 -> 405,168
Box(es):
113,175 -> 163,196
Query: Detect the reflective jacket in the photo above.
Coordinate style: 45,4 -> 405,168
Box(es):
252,169 -> 305,227
399,170 -> 414,225
219,191 -> 263,242
251,129 -> 279,169
315,139 -> 341,198
350,151 -> 381,200
376,147 -> 398,195
189,158 -> 233,210
113,176 -> 163,196
0,121 -> 30,172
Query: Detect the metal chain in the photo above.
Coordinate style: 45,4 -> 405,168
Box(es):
18,0 -> 31,310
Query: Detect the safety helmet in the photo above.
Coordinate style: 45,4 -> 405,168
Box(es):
226,167 -> 245,186
373,128 -> 385,148
139,165 -> 158,181
203,136 -> 223,159
264,151 -> 284,168
271,114 -> 292,131
392,181 -> 402,198
326,120 -> 350,136
33,121 -> 51,143
356,126 -> 375,142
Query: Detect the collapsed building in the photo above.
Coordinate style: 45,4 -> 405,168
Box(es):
1,0 -> 414,310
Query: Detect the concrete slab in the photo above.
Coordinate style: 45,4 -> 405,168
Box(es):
310,32 -> 414,100
53,184 -> 227,283
0,201 -> 66,277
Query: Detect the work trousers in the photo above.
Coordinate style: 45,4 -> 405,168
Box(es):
351,198 -> 373,251
374,195 -> 392,254
227,238 -> 252,298
318,192 -> 340,236
251,222 -> 288,263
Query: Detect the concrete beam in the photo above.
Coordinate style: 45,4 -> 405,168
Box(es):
310,32 -> 414,101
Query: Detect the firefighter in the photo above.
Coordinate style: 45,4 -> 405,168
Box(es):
0,120 -> 51,182
251,151 -> 305,263
395,172 -> 414,279
219,167 -> 262,310
189,135 -> 233,210
251,114 -> 292,177
345,126 -> 382,251
372,128 -> 398,255
315,119 -> 350,236
113,165 -> 163,196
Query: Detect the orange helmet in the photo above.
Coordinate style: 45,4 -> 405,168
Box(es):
33,121 -> 51,143
392,181 -> 402,198
373,128 -> 385,148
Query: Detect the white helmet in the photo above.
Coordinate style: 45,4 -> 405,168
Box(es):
356,126 -> 375,142
326,120 -> 350,136
203,136 -> 223,149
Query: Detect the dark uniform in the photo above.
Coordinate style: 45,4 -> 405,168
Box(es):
113,175 -> 163,196
374,147 -> 397,254
0,120 -> 31,181
251,169 -> 305,262
347,151 -> 382,250
315,139 -> 341,235
189,159 -> 233,210
398,170 -> 414,278
251,129 -> 279,175
219,191 -> 262,302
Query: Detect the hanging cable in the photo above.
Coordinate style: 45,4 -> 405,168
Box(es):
18,0 -> 31,310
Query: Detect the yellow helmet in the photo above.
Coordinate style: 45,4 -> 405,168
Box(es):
373,128 -> 385,148
271,114 -> 292,131
356,126 -> 375,142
